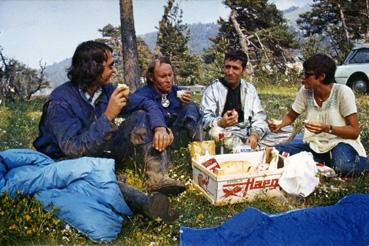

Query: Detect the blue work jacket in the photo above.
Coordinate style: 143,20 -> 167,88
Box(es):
133,84 -> 200,127
33,82 -> 166,159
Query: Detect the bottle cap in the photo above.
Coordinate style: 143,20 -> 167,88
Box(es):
219,132 -> 225,140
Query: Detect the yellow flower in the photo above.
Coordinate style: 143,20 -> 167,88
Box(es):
9,224 -> 17,230
24,214 -> 32,222
26,229 -> 33,235
196,213 -> 204,220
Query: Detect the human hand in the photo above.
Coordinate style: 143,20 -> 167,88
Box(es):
304,120 -> 329,134
178,90 -> 192,104
104,84 -> 129,121
268,119 -> 283,133
218,109 -> 238,128
153,127 -> 174,151
245,134 -> 258,149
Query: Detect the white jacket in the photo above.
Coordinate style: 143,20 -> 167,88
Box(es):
200,78 -> 268,139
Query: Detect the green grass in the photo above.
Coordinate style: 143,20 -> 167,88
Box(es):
1,86 -> 369,245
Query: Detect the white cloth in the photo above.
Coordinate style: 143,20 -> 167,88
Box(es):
201,79 -> 268,147
292,84 -> 366,156
279,151 -> 319,197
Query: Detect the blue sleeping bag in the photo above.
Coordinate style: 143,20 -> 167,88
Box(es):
180,194 -> 369,246
0,149 -> 133,242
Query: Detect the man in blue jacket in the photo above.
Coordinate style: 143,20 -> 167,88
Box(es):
33,41 -> 184,222
133,57 -> 202,147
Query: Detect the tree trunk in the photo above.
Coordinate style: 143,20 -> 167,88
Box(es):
230,10 -> 254,77
120,0 -> 141,91
337,3 -> 350,43
366,0 -> 369,40
155,0 -> 174,55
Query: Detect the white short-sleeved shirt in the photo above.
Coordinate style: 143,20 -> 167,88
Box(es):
292,84 -> 366,156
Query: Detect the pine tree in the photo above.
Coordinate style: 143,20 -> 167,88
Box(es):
97,24 -> 153,88
297,0 -> 369,61
155,0 -> 203,85
0,47 -> 49,101
205,0 -> 298,77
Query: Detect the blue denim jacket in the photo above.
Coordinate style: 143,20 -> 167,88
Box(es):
33,82 -> 166,159
133,84 -> 200,127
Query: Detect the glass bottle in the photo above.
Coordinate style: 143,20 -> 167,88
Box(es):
219,132 -> 225,154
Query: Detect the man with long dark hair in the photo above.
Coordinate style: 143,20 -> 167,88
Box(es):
33,41 -> 185,222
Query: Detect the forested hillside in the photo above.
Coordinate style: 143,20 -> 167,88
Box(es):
44,22 -> 219,88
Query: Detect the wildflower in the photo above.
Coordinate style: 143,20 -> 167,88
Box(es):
24,214 -> 32,222
9,224 -> 17,230
26,229 -> 33,235
196,213 -> 204,220
62,236 -> 70,242
136,231 -> 142,238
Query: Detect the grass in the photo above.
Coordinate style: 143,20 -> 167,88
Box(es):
1,83 -> 369,245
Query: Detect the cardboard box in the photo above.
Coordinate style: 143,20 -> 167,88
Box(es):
192,151 -> 283,205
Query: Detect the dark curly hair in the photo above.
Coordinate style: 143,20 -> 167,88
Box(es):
67,41 -> 113,88
303,54 -> 336,85
224,50 -> 248,68
145,56 -> 172,85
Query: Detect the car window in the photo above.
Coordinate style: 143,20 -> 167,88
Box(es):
349,48 -> 369,64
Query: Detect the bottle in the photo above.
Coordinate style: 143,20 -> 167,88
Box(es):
219,132 -> 225,154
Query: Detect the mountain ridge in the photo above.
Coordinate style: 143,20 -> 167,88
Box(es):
45,5 -> 310,88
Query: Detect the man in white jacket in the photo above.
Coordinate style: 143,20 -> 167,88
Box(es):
201,50 -> 268,150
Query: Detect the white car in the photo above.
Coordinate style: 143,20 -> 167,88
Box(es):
335,44 -> 369,94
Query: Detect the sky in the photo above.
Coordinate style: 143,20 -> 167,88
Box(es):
0,0 -> 312,69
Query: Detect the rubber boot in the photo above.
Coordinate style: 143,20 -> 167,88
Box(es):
144,144 -> 186,197
118,182 -> 178,224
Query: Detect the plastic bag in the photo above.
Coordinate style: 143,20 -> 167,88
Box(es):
279,151 -> 319,197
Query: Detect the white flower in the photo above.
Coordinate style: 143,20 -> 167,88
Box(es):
62,236 -> 70,242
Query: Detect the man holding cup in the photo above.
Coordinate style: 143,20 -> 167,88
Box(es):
133,57 -> 202,147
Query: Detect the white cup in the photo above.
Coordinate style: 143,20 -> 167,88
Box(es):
176,90 -> 186,98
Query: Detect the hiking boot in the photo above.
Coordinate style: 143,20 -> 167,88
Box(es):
146,176 -> 186,197
144,144 -> 186,197
118,182 -> 178,224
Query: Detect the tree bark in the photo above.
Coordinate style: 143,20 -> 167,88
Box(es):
337,3 -> 350,43
120,0 -> 141,91
366,0 -> 369,40
230,10 -> 254,76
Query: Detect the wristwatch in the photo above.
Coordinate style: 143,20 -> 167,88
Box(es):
328,125 -> 333,134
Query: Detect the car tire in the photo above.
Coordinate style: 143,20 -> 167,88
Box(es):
348,75 -> 369,94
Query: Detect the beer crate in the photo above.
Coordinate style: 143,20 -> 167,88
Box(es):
192,151 -> 283,205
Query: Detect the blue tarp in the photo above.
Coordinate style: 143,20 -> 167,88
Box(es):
0,149 -> 133,242
180,194 -> 369,246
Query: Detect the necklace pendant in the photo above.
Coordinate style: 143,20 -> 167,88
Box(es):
161,94 -> 170,108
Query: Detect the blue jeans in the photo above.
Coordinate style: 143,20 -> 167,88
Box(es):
275,142 -> 369,177
167,104 -> 202,148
